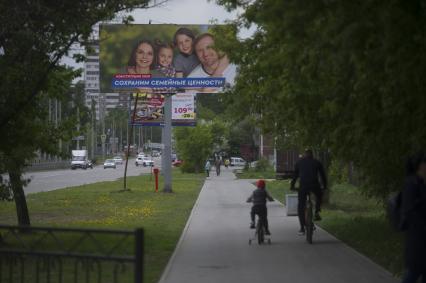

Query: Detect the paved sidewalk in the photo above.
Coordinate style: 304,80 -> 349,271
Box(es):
159,169 -> 399,283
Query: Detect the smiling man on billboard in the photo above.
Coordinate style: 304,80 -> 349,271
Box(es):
188,33 -> 237,92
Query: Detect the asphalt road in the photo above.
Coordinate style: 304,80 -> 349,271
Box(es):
21,157 -> 161,195
159,169 -> 398,283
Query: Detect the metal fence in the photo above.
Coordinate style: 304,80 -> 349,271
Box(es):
0,225 -> 144,283
26,160 -> 70,172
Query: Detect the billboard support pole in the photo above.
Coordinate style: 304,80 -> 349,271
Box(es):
123,93 -> 139,191
161,126 -> 165,175
163,93 -> 173,193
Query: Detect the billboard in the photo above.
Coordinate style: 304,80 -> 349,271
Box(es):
129,93 -> 196,127
172,93 -> 196,126
99,24 -> 237,94
131,93 -> 164,126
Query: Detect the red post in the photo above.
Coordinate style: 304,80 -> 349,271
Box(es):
153,168 -> 160,192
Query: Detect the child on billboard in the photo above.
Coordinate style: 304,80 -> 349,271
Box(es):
173,27 -> 200,78
155,41 -> 176,78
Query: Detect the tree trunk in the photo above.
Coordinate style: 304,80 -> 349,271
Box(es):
9,170 -> 31,226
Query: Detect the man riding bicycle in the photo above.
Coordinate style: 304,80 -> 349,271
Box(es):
290,149 -> 327,236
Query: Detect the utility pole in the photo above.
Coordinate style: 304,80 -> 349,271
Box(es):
123,92 -> 140,191
91,99 -> 96,160
113,119 -> 116,154
161,126 -> 166,174
76,107 -> 80,150
163,94 -> 172,193
100,93 -> 106,159
58,101 -> 62,157
138,127 -> 141,152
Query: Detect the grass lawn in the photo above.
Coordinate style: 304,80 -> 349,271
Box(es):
266,180 -> 404,276
0,171 -> 205,283
234,168 -> 276,179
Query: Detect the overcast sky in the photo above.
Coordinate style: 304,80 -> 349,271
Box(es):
132,0 -> 237,25
63,0 -> 253,75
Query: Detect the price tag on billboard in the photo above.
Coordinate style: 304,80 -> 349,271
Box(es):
172,93 -> 196,120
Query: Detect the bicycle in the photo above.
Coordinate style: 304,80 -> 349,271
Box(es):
291,187 -> 316,244
249,214 -> 271,245
305,192 -> 315,244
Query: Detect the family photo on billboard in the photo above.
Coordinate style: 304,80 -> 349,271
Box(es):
100,24 -> 238,94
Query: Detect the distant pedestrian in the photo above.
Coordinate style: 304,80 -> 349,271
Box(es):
205,160 -> 211,177
225,159 -> 230,168
401,153 -> 426,283
215,158 -> 221,176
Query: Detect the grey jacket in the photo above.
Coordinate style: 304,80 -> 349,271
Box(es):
247,188 -> 274,206
173,53 -> 200,77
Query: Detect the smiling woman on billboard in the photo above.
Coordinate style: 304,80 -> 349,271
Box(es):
127,40 -> 156,74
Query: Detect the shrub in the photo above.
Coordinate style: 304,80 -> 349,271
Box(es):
255,157 -> 271,172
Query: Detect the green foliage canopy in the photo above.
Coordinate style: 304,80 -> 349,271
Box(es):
215,0 -> 426,198
174,124 -> 214,173
0,0 -> 154,224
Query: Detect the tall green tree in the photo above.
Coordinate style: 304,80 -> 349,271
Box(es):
0,0 -> 159,225
105,107 -> 129,154
175,124 -> 214,173
0,67 -> 79,225
215,0 -> 426,198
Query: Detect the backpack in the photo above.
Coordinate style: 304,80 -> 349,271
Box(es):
387,191 -> 407,232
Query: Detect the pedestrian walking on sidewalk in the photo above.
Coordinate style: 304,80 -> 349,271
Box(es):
401,153 -> 426,283
205,160 -> 211,177
215,158 -> 221,176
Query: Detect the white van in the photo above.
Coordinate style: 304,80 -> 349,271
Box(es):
230,157 -> 246,167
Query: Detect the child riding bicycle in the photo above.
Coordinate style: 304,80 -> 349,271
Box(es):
247,179 -> 274,235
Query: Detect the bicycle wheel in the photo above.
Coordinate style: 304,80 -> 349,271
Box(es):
257,219 -> 264,245
305,201 -> 313,244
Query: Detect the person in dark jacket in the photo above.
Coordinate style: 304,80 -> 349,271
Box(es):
290,149 -> 327,235
247,179 -> 274,235
401,153 -> 426,283
215,158 -> 221,176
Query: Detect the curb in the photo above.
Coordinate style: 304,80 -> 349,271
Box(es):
275,192 -> 398,280
157,178 -> 207,283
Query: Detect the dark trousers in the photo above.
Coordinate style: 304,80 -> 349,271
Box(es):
402,269 -> 425,283
206,169 -> 209,177
251,205 -> 269,231
298,187 -> 322,229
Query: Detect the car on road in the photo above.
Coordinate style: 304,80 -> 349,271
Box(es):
135,157 -> 143,166
152,150 -> 161,157
230,157 -> 246,167
71,150 -> 92,170
142,157 -> 154,167
113,156 -> 123,165
172,160 -> 183,167
135,157 -> 154,167
103,159 -> 116,169
137,153 -> 145,158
